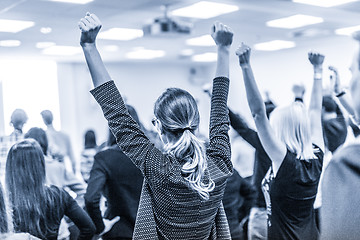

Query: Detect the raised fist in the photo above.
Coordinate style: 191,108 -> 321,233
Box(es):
308,52 -> 325,67
78,12 -> 102,46
236,43 -> 251,66
211,21 -> 233,47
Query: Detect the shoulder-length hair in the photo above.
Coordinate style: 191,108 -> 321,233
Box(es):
269,102 -> 315,160
5,139 -> 64,239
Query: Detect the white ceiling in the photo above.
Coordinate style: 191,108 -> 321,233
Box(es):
1,0 -> 360,62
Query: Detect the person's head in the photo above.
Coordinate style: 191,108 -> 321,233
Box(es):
6,139 -> 46,196
24,128 -> 48,155
10,109 -> 28,131
40,110 -> 53,126
154,88 -> 200,142
5,139 -> 61,238
153,88 -> 214,200
265,100 -> 276,119
269,102 -> 315,159
84,130 -> 97,149
322,96 -> 337,114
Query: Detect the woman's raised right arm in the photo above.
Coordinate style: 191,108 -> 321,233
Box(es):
207,22 -> 233,173
79,13 -> 111,88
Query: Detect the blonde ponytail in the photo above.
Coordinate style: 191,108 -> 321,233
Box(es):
154,88 -> 215,200
165,129 -> 214,200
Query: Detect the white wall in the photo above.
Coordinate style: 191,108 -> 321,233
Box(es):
57,61 -> 217,160
56,35 -> 358,176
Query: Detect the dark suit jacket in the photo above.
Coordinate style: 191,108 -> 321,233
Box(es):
85,145 -> 143,239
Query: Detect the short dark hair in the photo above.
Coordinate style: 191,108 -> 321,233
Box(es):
40,110 -> 53,125
24,127 -> 48,155
322,96 -> 337,113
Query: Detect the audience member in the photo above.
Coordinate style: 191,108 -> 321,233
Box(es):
24,127 -> 87,206
24,127 -> 88,240
321,96 -> 347,153
320,30 -> 360,240
228,109 -> 271,240
329,65 -> 360,138
0,109 -> 27,182
223,169 -> 256,240
80,129 -> 98,182
236,44 -> 325,240
5,139 -> 95,239
203,84 -> 273,240
85,126 -> 143,239
79,13 -> 233,239
40,110 -> 77,174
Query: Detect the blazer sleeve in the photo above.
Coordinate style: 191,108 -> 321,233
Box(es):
207,77 -> 232,174
84,155 -> 107,234
90,81 -> 173,187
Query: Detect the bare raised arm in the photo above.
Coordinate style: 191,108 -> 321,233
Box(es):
308,52 -> 325,152
329,65 -> 356,117
236,43 -> 286,175
79,13 -> 111,88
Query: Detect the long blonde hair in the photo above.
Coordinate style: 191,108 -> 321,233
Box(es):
269,102 -> 315,160
154,88 -> 215,200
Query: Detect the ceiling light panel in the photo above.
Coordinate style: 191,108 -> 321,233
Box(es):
0,40 -> 21,47
0,19 -> 35,33
171,1 -> 239,19
254,40 -> 296,51
186,35 -> 215,46
36,42 -> 56,48
335,25 -> 360,36
192,52 -> 217,62
266,14 -> 323,29
42,46 -> 82,55
126,48 -> 165,60
47,0 -> 93,4
98,28 -> 143,41
293,0 -> 358,7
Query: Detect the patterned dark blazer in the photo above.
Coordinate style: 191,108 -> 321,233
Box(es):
90,77 -> 232,240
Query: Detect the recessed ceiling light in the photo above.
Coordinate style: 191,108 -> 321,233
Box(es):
180,49 -> 194,56
186,35 -> 215,46
36,42 -> 56,48
0,40 -> 21,47
126,48 -> 165,60
172,1 -> 239,19
98,28 -> 143,41
42,46 -> 82,55
0,19 -> 35,33
293,0 -> 358,7
40,27 -> 52,34
254,40 -> 296,51
335,25 -> 360,36
103,45 -> 119,52
47,0 -> 93,4
266,14 -> 323,29
192,52 -> 217,62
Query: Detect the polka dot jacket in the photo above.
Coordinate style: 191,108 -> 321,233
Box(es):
90,77 -> 232,240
